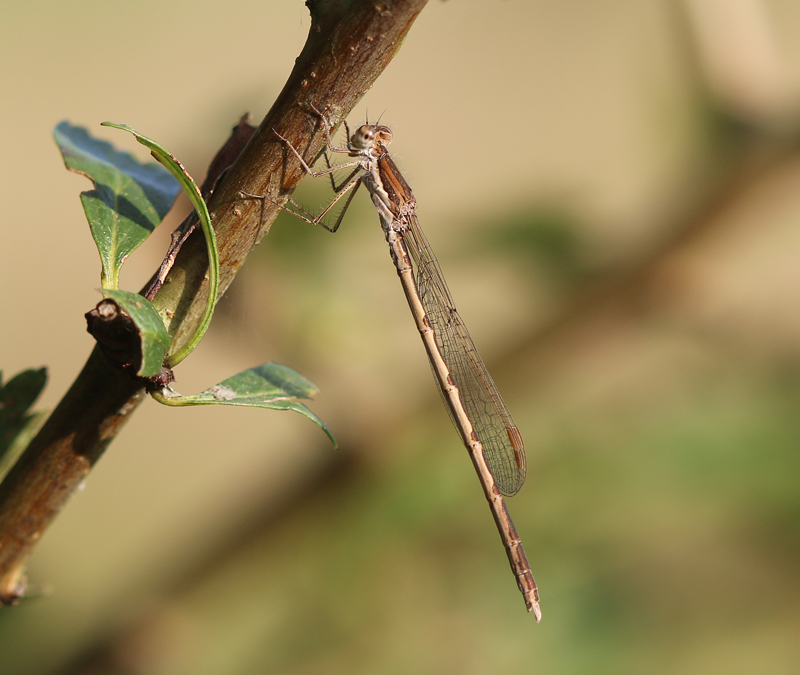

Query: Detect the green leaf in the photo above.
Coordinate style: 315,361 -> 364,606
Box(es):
54,121 -> 181,290
101,290 -> 171,378
0,368 -> 48,482
101,122 -> 220,368
151,363 -> 336,446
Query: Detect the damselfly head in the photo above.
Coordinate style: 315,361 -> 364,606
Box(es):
350,124 -> 393,152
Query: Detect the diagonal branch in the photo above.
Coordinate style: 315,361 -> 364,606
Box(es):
0,0 -> 429,603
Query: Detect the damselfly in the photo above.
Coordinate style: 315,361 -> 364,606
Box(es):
272,108 -> 541,619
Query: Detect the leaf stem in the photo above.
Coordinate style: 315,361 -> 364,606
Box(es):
148,388 -> 184,406
100,122 -> 220,367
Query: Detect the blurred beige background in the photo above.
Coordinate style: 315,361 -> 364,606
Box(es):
3,0 -> 800,673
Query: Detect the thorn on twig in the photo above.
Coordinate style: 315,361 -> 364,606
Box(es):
144,365 -> 175,392
0,561 -> 27,606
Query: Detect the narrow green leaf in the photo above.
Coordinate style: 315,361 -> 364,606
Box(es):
101,122 -> 220,368
101,290 -> 171,378
54,122 -> 181,289
0,368 -> 48,481
151,363 -> 336,446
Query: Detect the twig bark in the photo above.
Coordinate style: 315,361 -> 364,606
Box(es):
0,0 -> 428,603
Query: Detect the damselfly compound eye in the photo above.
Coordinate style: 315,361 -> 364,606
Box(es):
375,126 -> 393,146
350,125 -> 376,149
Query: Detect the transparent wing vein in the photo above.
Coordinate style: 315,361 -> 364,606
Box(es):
401,215 -> 526,496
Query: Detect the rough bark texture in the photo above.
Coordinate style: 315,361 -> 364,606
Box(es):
0,0 -> 428,603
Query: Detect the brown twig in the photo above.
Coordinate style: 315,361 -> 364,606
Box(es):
0,0 -> 429,604
143,114 -> 257,301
